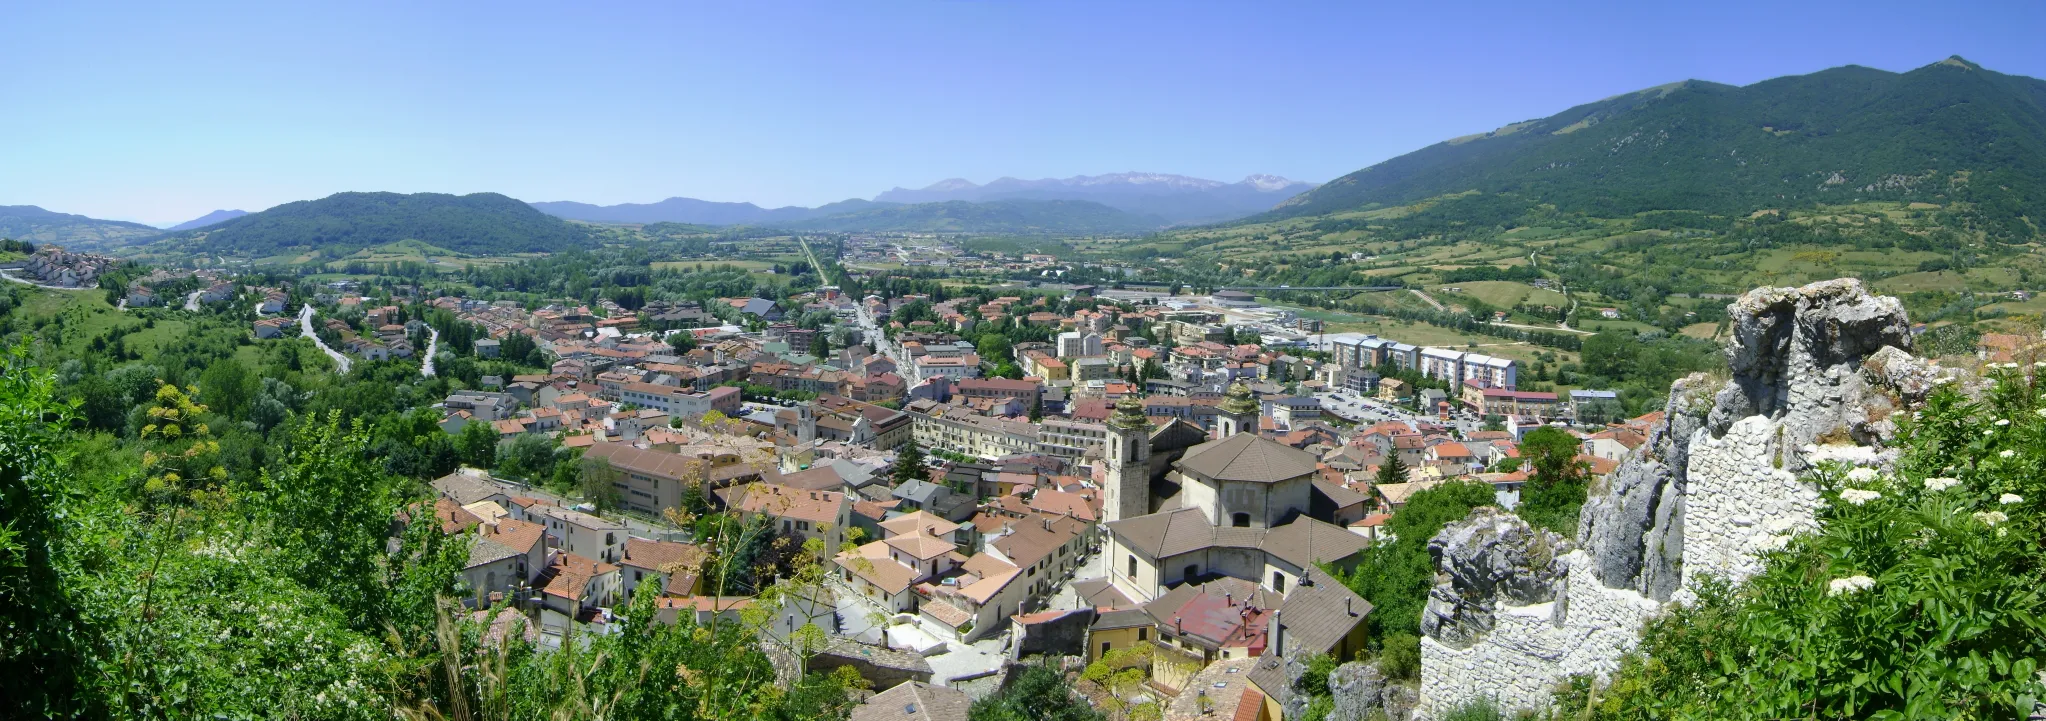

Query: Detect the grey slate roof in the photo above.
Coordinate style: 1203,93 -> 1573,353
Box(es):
852,681 -> 970,721
465,536 -> 523,570
432,473 -> 508,506
1275,568 -> 1372,658
892,479 -> 949,505
1106,509 -> 1369,569
1175,433 -> 1318,484
1089,608 -> 1154,631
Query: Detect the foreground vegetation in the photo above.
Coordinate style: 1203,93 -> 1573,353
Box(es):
1545,369 -> 2046,719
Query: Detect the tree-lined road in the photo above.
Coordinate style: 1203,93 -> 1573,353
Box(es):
299,305 -> 352,373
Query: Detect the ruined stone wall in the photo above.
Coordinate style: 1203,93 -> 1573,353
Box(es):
1413,279 -> 1928,718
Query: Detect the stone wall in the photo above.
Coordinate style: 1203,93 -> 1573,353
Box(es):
1413,279 -> 1931,718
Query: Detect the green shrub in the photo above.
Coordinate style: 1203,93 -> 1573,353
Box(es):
1344,480 -> 1498,638
1378,633 -> 1421,680
1555,368 -> 2046,718
1295,652 -> 1339,697
1439,697 -> 1503,721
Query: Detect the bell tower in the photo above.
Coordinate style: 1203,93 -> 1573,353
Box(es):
1102,395 -> 1152,523
1217,381 -> 1259,439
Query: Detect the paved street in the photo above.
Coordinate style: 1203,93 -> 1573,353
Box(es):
1045,547 -> 1110,611
298,305 -> 352,373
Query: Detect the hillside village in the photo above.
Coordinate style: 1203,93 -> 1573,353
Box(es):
190,260 -> 1738,720
15,230 -> 2043,719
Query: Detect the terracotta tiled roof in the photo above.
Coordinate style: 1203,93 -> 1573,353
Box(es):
882,532 -> 956,560
621,538 -> 705,574
485,518 -> 546,554
835,541 -> 918,594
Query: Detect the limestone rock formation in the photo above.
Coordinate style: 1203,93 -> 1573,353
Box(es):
1327,661 -> 1387,721
1416,279 -> 1941,718
1419,508 -> 1570,648
1706,278 -> 1912,457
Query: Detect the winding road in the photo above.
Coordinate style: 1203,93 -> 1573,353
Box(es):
421,327 -> 440,377
298,305 -> 352,373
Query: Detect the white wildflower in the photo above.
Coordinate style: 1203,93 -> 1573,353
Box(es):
1827,575 -> 1875,596
1839,489 -> 1881,505
2001,493 -> 2024,505
1995,418 -> 2011,426
2000,450 -> 2017,458
1924,477 -> 1961,492
1845,467 -> 1879,483
1984,429 -> 1995,436
1973,510 -> 2009,527
2035,408 -> 2046,418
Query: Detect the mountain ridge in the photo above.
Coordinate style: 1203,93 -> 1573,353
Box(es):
149,191 -> 592,257
0,205 -> 163,250
1259,56 -> 2046,236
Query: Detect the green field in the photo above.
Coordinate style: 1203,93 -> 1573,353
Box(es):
1436,281 -> 1568,309
653,259 -> 781,272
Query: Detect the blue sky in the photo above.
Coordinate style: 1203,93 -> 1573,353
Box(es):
4,1 -> 2041,225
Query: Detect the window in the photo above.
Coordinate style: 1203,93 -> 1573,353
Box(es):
1101,642 -> 1111,656
1232,512 -> 1250,528
1184,564 -> 1198,580
1272,571 -> 1286,593
1127,555 -> 1137,577
605,533 -> 616,545
1138,628 -> 1148,642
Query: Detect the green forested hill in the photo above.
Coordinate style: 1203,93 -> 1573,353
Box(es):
1269,57 -> 2046,238
0,205 -> 162,250
779,198 -> 1163,234
149,192 -> 593,257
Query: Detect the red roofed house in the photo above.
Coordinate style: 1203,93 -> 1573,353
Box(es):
533,552 -> 621,619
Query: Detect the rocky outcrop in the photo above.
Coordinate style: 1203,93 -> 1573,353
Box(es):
1327,662 -> 1387,721
1417,279 -> 1941,718
1419,508 -> 1571,648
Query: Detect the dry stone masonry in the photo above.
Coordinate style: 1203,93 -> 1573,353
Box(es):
1411,279 -> 1935,718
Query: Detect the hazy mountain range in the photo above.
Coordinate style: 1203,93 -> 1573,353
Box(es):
166,209 -> 249,231
873,172 -> 1315,224
528,197 -> 894,226
532,172 -> 1315,228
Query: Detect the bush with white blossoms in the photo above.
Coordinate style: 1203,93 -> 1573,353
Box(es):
1552,364 -> 2046,719
1825,575 -> 1876,596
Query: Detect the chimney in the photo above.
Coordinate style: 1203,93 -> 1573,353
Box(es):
1225,592 -> 1232,607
